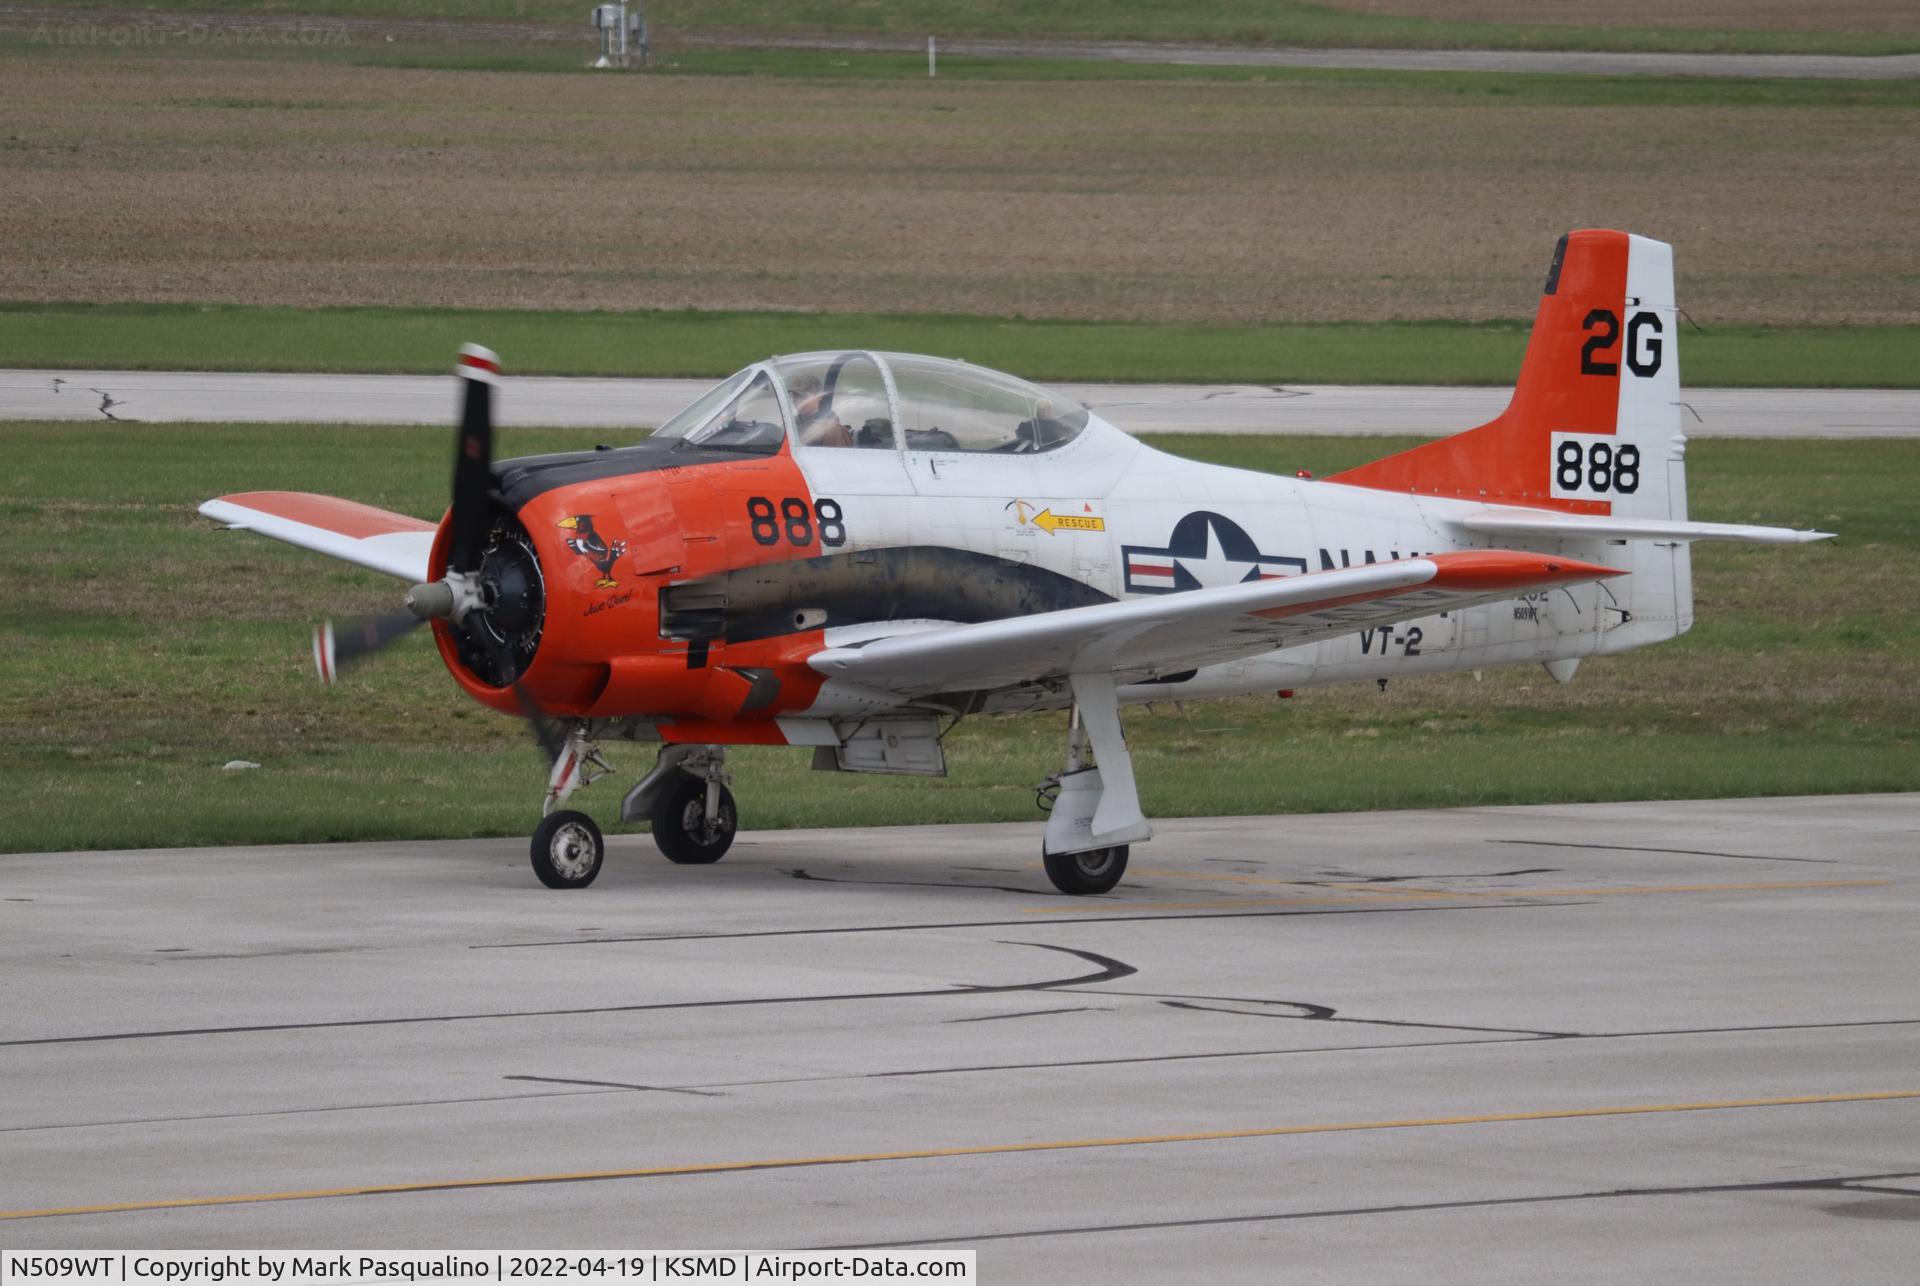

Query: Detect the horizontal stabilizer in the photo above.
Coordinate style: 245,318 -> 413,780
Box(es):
1453,508 -> 1833,546
199,491 -> 437,581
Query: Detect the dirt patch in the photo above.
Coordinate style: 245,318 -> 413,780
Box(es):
0,55 -> 1914,324
1325,1 -> 1920,35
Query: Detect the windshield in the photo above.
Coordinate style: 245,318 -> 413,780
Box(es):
650,369 -> 786,454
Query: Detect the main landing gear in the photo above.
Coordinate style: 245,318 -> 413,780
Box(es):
1035,672 -> 1152,896
526,728 -> 737,888
647,768 -> 737,865
1042,844 -> 1131,896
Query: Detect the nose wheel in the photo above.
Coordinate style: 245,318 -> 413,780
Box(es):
530,809 -> 604,889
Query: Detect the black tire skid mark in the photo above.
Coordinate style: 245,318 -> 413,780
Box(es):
0,942 -> 1134,1050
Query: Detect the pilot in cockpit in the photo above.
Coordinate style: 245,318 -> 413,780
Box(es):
789,374 -> 854,448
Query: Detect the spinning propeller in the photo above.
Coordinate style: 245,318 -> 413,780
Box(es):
313,344 -> 561,759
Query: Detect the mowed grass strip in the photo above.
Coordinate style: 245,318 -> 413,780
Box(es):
1,424 -> 1911,855
2,52 -> 1915,328
10,0 -> 1918,55
4,302 -> 1915,388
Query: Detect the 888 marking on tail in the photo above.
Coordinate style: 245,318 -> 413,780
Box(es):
1549,431 -> 1641,501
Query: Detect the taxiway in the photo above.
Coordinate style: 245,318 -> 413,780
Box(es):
5,369 -> 1917,437
3,793 -> 1916,1278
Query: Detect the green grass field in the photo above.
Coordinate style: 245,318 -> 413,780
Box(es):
12,0 -> 1918,56
5,303 -> 1914,387
3,424 -> 1912,856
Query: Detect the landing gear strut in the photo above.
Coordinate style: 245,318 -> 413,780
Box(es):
1037,673 -> 1152,895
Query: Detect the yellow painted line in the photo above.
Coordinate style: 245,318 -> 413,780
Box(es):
1024,877 -> 1888,914
3,1090 -> 1914,1222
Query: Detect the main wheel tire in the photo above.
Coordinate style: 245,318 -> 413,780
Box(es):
531,809 -> 604,889
1043,844 -> 1129,895
651,775 -> 737,865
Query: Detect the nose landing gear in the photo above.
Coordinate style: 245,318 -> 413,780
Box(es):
530,810 -> 605,889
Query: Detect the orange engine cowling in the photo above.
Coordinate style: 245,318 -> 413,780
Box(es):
429,469 -> 689,719
429,448 -> 832,730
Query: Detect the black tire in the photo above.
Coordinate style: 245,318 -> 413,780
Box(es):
1043,844 -> 1129,895
531,809 -> 604,889
651,774 -> 737,865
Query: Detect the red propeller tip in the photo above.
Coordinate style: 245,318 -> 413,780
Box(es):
455,344 -> 501,383
312,621 -> 337,687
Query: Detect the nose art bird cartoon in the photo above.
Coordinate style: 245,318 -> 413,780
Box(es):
557,515 -> 626,588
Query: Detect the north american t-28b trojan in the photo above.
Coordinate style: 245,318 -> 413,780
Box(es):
202,231 -> 1828,893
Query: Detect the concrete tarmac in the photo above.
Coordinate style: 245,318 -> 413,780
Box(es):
6,369 -> 1917,438
3,793 -> 1917,1278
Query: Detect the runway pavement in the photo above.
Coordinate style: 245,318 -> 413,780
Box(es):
3,793 -> 1916,1277
7,369 -> 1917,437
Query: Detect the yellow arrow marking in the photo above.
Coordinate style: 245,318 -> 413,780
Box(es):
1031,508 -> 1105,534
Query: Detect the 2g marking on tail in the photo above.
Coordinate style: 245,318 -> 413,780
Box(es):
1580,309 -> 1665,378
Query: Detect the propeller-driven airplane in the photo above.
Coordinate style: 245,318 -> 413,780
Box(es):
202,230 -> 1829,893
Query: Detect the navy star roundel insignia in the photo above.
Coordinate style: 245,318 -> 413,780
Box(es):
1122,511 -> 1307,595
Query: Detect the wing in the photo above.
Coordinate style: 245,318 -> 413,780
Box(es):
810,550 -> 1622,698
1453,507 -> 1832,545
199,491 -> 438,582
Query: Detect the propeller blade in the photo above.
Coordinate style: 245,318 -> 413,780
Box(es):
447,343 -> 500,575
471,627 -> 566,764
314,611 -> 427,686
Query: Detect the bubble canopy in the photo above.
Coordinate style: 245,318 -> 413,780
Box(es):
650,351 -> 1091,457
